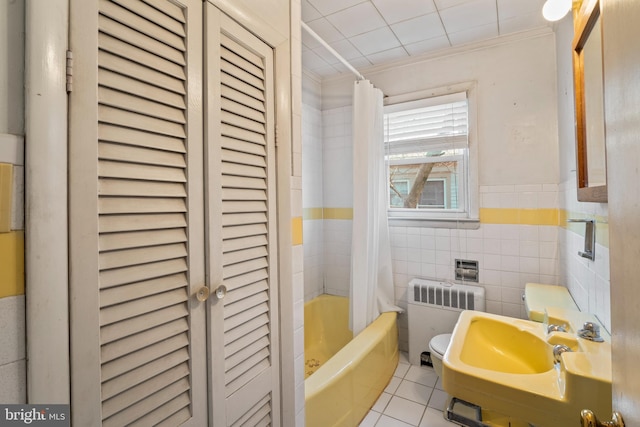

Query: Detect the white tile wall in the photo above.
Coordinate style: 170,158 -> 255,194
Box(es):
0,295 -> 26,403
559,176 -> 611,332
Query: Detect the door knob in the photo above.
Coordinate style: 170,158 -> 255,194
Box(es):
196,286 -> 210,302
214,284 -> 227,299
581,410 -> 625,427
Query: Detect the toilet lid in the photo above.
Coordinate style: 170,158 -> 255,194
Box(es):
429,333 -> 452,356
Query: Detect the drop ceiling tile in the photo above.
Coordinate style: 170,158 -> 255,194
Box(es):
499,13 -> 549,35
448,21 -> 498,45
390,13 -> 446,45
367,46 -> 409,65
306,18 -> 345,43
497,0 -> 546,20
329,39 -> 365,60
372,0 -> 437,25
404,36 -> 451,55
301,0 -> 322,22
349,56 -> 374,69
326,2 -> 387,38
312,46 -> 342,65
312,64 -> 343,77
350,26 -> 402,56
307,0 -> 367,16
439,0 -> 497,34
435,0 -> 477,11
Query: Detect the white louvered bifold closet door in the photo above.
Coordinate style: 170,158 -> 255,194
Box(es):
69,1 -> 207,426
206,5 -> 280,427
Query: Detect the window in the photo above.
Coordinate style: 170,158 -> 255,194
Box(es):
384,85 -> 478,226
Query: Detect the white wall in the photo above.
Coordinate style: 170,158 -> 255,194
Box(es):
555,17 -> 611,331
302,73 -> 324,301
0,0 -> 24,135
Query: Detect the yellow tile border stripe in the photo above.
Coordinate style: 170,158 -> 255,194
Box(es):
303,207 -> 323,220
0,230 -> 24,298
322,208 -> 353,220
292,217 -> 303,245
479,208 -> 559,226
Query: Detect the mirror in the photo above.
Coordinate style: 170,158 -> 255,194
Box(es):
573,0 -> 607,202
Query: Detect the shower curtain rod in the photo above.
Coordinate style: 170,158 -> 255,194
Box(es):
301,22 -> 366,81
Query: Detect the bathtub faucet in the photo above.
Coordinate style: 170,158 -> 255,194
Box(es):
578,322 -> 604,342
547,324 -> 567,333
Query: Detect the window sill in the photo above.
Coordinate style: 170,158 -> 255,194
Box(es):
387,217 -> 480,229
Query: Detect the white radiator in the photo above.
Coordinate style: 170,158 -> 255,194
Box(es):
407,278 -> 485,366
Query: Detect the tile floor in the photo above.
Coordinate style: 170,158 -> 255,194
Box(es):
358,352 -> 458,427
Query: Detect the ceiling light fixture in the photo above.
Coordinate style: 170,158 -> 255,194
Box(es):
542,0 -> 572,22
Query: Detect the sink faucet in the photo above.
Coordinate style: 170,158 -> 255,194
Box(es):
578,321 -> 604,342
553,344 -> 572,363
547,324 -> 567,333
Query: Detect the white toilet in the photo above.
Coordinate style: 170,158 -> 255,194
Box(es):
428,333 -> 452,377
407,278 -> 486,373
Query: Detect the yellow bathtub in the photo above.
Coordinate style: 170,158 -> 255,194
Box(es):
304,294 -> 399,427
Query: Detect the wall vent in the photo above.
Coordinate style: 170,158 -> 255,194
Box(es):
411,279 -> 485,312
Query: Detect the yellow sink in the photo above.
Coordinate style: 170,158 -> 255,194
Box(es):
443,310 -> 612,427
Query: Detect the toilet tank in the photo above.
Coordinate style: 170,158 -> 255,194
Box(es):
407,278 -> 485,366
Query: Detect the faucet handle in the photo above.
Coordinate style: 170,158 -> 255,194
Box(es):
582,321 -> 600,334
553,344 -> 572,363
547,324 -> 567,333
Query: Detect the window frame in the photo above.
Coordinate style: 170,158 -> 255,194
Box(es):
384,82 -> 479,228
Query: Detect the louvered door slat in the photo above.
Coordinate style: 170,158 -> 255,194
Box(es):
102,377 -> 190,427
224,293 -> 268,319
223,246 -> 268,267
223,258 -> 268,280
99,69 -> 186,109
225,357 -> 270,394
222,148 -> 266,167
224,303 -> 269,332
102,363 -> 189,419
225,337 -> 269,372
101,348 -> 190,400
224,324 -> 269,359
221,60 -> 264,92
98,15 -> 185,64
99,51 -> 186,96
99,179 -> 186,198
224,314 -> 269,346
99,32 -> 186,80
221,224 -> 267,240
221,111 -> 266,135
155,407 -> 191,427
99,197 -> 186,214
99,105 -> 186,138
222,235 -> 267,253
232,398 -> 271,427
128,392 -> 190,427
221,98 -> 265,124
221,137 -> 266,157
221,46 -> 264,80
100,289 -> 188,327
102,334 -> 189,381
99,0 -> 185,51
99,258 -> 187,289
101,304 -> 188,345
99,87 -> 186,124
99,123 -> 186,152
100,242 -> 187,269
221,162 -> 266,179
223,269 -> 268,293
222,201 -> 267,214
222,212 -> 267,227
221,73 -> 265,104
100,273 -> 186,306
141,0 -> 186,23
100,229 -> 187,252
222,174 -> 267,190
222,188 -> 266,201
100,213 -> 187,233
224,280 -> 268,305
221,85 -> 265,113
99,160 -> 186,182
110,0 -> 185,36
220,34 -> 263,69
99,140 -> 188,169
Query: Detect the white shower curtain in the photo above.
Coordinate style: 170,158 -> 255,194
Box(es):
350,80 -> 401,336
